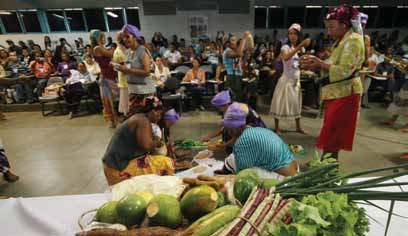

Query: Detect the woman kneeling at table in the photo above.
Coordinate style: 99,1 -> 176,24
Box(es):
102,97 -> 175,186
216,102 -> 298,176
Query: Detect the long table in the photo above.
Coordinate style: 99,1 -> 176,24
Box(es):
0,177 -> 407,236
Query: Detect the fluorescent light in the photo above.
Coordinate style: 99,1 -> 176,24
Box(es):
254,6 -> 267,8
397,6 -> 408,8
107,11 -> 118,18
363,6 -> 378,8
306,6 -> 322,8
52,13 -> 65,19
67,17 -> 72,20
0,11 -> 12,15
128,7 -> 139,9
65,8 -> 82,11
105,7 -> 122,10
269,6 -> 281,8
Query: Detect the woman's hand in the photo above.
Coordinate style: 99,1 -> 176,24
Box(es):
116,64 -> 129,73
300,38 -> 311,48
301,55 -> 322,72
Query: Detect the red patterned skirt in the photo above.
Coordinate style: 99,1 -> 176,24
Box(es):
316,94 -> 360,152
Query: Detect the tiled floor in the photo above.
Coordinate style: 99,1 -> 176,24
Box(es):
0,104 -> 407,197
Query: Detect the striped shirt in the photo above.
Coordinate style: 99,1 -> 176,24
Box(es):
233,127 -> 295,172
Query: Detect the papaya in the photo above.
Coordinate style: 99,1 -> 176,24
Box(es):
146,194 -> 182,229
180,185 -> 218,221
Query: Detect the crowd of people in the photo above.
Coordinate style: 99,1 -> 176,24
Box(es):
1,3 -> 407,185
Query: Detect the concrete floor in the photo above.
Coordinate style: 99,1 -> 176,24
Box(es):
0,104 -> 407,197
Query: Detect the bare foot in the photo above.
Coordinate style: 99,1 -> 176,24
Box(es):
399,126 -> 408,133
4,171 -> 19,183
382,119 -> 396,126
109,120 -> 117,129
296,128 -> 308,135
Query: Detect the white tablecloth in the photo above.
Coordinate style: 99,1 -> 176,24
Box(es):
0,177 -> 407,236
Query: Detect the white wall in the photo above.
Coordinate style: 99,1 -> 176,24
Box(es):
0,1 -> 255,48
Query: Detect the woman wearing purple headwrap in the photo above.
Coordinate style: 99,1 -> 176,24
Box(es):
215,103 -> 298,176
115,24 -> 156,117
157,108 -> 181,157
202,92 -> 266,154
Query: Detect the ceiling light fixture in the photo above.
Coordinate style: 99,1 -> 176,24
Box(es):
107,11 -> 118,18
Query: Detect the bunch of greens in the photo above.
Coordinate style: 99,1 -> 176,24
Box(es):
266,192 -> 369,236
174,139 -> 207,149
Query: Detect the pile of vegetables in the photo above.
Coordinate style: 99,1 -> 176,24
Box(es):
79,154 -> 408,236
174,139 -> 207,150
80,184 -> 238,236
274,156 -> 408,201
266,192 -> 370,236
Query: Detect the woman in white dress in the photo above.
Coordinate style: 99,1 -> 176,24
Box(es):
269,23 -> 310,135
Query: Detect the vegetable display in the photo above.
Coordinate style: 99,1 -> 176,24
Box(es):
79,156 -> 408,236
146,194 -> 183,229
180,185 -> 219,220
174,139 -> 208,150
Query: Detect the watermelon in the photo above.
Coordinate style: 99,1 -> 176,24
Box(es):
233,176 -> 258,205
236,169 -> 261,184
217,192 -> 226,208
116,194 -> 147,227
96,201 -> 119,224
180,185 -> 218,221
136,191 -> 154,204
146,194 -> 182,229
261,178 -> 279,189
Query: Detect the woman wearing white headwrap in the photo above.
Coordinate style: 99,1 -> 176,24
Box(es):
269,23 -> 311,135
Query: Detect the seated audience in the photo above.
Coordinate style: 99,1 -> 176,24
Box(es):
84,54 -> 101,81
5,40 -> 22,55
60,62 -> 91,119
164,43 -> 182,68
56,52 -> 77,80
21,48 -> 32,68
0,50 -> 9,68
215,57 -> 227,91
184,46 -> 197,62
372,47 -> 395,101
182,58 -> 206,110
44,36 -> 55,52
152,56 -> 171,90
26,51 -> 53,102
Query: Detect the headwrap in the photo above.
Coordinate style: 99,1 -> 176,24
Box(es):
211,90 -> 231,107
289,23 -> 301,32
89,29 -> 102,44
222,102 -> 247,128
163,109 -> 180,123
326,4 -> 359,27
359,12 -> 368,25
121,24 -> 141,40
143,96 -> 163,112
